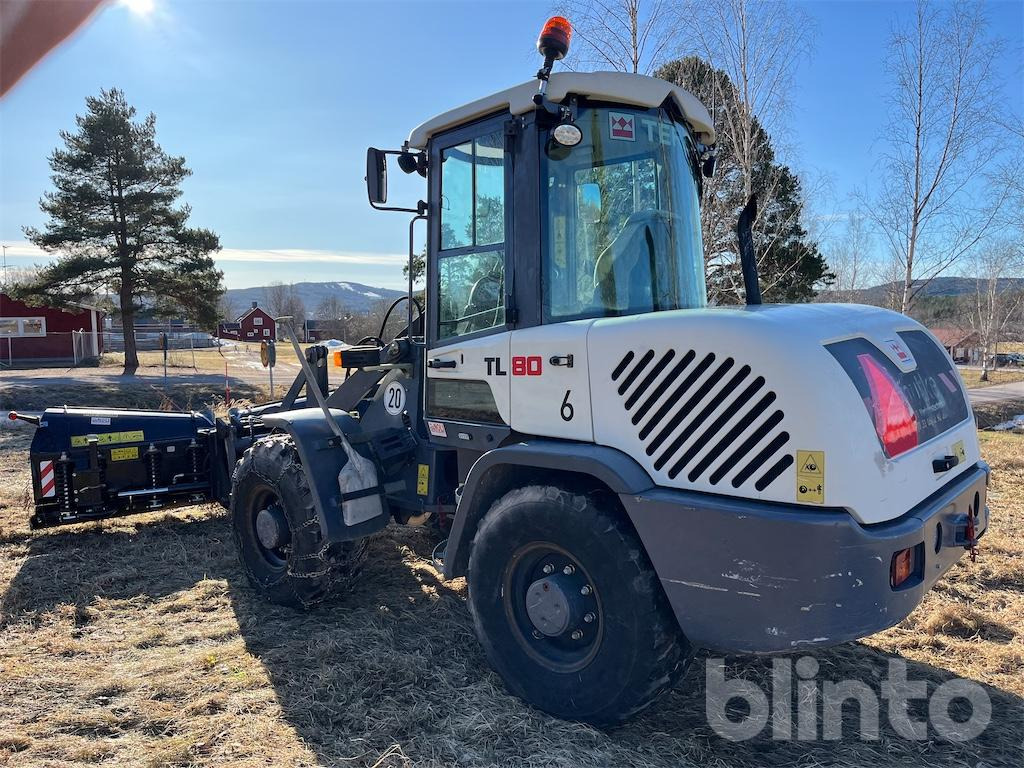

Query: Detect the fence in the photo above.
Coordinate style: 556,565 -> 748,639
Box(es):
103,328 -> 218,352
0,326 -> 219,367
71,329 -> 98,365
0,329 -> 101,367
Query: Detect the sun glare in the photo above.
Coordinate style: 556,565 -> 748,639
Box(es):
120,0 -> 156,16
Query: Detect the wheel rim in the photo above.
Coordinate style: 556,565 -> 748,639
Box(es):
249,487 -> 291,570
502,542 -> 603,673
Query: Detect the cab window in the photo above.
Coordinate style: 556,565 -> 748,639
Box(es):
438,130 -> 506,339
542,107 -> 706,322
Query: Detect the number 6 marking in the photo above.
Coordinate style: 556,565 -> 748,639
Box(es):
560,389 -> 574,421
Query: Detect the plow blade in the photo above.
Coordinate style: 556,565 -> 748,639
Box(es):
23,407 -> 219,528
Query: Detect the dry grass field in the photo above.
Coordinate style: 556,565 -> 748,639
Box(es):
0,380 -> 1021,767
957,368 -> 1024,389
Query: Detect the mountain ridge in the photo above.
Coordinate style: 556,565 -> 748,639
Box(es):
224,281 -> 406,317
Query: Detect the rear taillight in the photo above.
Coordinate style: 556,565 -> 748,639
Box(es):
891,546 -> 917,588
857,353 -> 918,457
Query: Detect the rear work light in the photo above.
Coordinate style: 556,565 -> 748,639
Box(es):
891,546 -> 917,588
857,353 -> 918,457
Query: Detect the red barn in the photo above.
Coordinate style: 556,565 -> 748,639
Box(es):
232,301 -> 275,341
0,293 -> 105,365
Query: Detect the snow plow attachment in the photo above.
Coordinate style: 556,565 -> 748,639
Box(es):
17,406 -> 221,528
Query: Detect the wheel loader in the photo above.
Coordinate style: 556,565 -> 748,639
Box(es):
13,17 -> 989,725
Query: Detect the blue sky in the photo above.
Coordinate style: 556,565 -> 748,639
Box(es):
1,0 -> 1021,290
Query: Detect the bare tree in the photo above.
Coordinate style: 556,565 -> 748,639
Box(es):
680,0 -> 813,197
872,0 -> 1008,314
315,295 -> 345,322
263,282 -> 306,321
667,3 -> 820,302
344,298 -> 400,344
556,0 -> 677,74
315,295 -> 348,340
217,293 -> 239,324
965,241 -> 1024,381
826,213 -> 876,302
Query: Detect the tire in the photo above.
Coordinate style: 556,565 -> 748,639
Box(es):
230,434 -> 366,609
467,484 -> 692,726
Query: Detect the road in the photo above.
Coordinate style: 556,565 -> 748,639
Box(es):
967,380 -> 1024,404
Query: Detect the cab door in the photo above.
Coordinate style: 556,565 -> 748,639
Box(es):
509,321 -> 594,441
424,117 -> 513,447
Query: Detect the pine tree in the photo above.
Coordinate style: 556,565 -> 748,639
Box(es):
17,88 -> 222,374
657,57 -> 833,303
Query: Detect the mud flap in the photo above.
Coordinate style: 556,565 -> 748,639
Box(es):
260,408 -> 388,542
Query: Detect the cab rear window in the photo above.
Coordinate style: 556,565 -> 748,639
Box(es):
827,330 -> 970,447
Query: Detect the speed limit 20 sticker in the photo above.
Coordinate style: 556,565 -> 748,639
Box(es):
383,380 -> 407,416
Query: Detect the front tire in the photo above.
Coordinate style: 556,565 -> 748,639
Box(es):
467,484 -> 691,725
230,434 -> 366,609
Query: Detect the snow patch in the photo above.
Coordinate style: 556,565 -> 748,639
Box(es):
991,414 -> 1024,432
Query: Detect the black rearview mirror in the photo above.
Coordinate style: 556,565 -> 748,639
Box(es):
366,147 -> 387,205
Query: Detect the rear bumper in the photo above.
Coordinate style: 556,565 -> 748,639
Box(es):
621,462 -> 990,653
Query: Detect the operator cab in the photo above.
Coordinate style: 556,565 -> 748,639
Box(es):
402,71 -> 717,342
363,18 -> 719,475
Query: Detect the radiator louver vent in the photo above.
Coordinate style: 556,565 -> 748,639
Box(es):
611,348 -> 793,491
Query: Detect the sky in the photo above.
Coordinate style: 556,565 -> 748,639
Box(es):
0,0 -> 1021,290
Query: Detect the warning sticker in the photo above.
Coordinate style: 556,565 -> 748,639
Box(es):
796,449 -> 825,504
427,421 -> 447,438
953,440 -> 966,464
417,464 -> 429,496
71,430 -> 144,448
110,446 -> 140,462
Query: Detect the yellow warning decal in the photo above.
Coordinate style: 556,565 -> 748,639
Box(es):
953,440 -> 966,464
110,446 -> 140,462
70,430 -> 145,448
796,449 -> 825,505
417,464 -> 430,496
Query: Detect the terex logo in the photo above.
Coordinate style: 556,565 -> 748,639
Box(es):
609,112 -> 635,140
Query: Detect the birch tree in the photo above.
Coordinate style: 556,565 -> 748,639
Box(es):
659,56 -> 830,303
555,0 -> 677,74
872,0 -> 1007,314
965,242 -> 1024,381
826,213 -> 875,302
671,1 -> 821,302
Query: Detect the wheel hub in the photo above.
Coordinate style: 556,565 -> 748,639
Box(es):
255,504 -> 290,550
525,574 -> 581,636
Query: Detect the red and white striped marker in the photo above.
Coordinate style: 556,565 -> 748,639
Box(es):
39,460 -> 56,498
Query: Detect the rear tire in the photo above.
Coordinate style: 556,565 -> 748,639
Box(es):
230,434 -> 366,609
467,484 -> 691,726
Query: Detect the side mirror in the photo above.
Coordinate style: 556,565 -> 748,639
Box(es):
577,182 -> 602,223
366,147 -> 387,205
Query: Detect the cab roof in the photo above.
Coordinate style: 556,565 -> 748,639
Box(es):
406,71 -> 716,149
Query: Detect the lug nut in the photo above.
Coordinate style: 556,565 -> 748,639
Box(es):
571,630 -> 583,640
583,612 -> 595,623
580,585 -> 592,596
542,563 -> 554,574
562,565 -> 575,575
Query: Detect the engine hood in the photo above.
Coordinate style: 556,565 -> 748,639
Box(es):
586,303 -> 979,524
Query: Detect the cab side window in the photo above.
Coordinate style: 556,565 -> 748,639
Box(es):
438,130 -> 506,340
